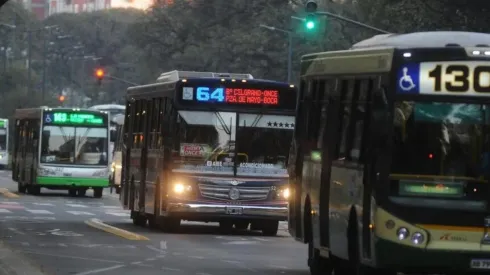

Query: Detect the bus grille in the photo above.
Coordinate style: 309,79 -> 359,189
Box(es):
198,184 -> 270,201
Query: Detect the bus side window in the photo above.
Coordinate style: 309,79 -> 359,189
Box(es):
337,80 -> 353,159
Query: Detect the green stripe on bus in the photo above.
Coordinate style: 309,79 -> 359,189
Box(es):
36,177 -> 109,187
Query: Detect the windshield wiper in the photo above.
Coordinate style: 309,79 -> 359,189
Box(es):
215,112 -> 231,135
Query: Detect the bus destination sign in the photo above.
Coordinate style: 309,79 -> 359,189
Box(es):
44,112 -> 105,126
0,120 -> 5,128
179,80 -> 297,110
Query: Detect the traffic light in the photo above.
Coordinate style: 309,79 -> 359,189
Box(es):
305,0 -> 318,31
305,14 -> 316,30
95,68 -> 105,85
59,95 -> 65,102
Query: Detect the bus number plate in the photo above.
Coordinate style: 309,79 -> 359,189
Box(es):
471,259 -> 490,269
225,207 -> 243,215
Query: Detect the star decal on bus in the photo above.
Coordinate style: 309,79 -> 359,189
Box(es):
266,121 -> 295,128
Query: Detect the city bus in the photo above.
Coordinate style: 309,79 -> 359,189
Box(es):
0,118 -> 9,169
12,107 -> 114,197
120,70 -> 296,235
110,114 -> 124,194
288,31 -> 490,275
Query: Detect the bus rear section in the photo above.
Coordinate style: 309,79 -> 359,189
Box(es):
120,70 -> 296,235
13,108 -> 115,197
0,118 -> 8,169
289,31 -> 490,275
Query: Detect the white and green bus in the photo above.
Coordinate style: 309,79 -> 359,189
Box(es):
0,118 -> 8,169
12,107 -> 114,197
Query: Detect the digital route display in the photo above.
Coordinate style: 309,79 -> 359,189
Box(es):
178,79 -> 297,110
43,111 -> 107,126
399,181 -> 464,198
0,120 -> 6,128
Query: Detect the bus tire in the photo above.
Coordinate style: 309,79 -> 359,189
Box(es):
161,217 -> 180,233
93,187 -> 103,198
234,221 -> 249,230
261,220 -> 279,236
68,189 -> 77,197
17,182 -> 26,193
115,186 -> 121,194
28,185 -> 40,195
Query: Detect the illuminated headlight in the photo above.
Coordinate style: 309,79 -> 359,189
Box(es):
397,227 -> 409,240
173,183 -> 192,194
111,162 -> 115,172
278,188 -> 290,199
0,154 -> 3,159
411,232 -> 424,245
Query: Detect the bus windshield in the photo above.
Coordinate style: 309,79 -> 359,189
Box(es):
0,129 -> 6,151
173,111 -> 293,177
173,111 -> 236,175
236,113 -> 293,177
391,101 -> 490,180
41,126 -> 108,166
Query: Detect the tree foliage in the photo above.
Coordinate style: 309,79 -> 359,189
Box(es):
1,0 -> 490,116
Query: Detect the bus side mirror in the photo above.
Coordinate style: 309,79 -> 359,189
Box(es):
110,130 -> 116,142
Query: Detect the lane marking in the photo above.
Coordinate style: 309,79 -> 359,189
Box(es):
0,188 -> 19,198
66,211 -> 95,216
161,266 -> 181,272
22,250 -> 124,263
0,209 -> 12,213
25,209 -> 53,215
85,218 -> 149,241
32,203 -> 54,206
73,264 -> 125,275
66,204 -> 88,208
105,212 -> 130,217
146,245 -> 165,254
7,227 -> 25,235
1,201 -> 20,205
101,206 -> 120,209
160,241 -> 167,250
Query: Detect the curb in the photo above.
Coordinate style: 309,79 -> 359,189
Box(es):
85,218 -> 149,241
0,188 -> 19,198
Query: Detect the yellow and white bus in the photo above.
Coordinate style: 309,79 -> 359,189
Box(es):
289,31 -> 490,275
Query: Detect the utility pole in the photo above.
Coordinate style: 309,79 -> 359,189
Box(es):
26,29 -> 32,95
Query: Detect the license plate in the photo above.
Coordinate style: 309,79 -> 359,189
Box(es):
225,207 -> 243,215
470,259 -> 490,269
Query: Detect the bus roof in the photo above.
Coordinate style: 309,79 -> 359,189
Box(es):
89,104 -> 126,110
111,114 -> 124,125
351,31 -> 490,49
14,107 -> 108,120
155,70 -> 254,83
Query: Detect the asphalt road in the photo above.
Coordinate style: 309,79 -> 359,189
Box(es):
0,170 -> 309,275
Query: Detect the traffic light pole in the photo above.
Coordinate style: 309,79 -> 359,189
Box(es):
316,11 -> 390,34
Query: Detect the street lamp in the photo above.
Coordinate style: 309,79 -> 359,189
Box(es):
259,24 -> 293,83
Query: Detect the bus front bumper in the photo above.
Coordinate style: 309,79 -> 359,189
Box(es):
165,202 -> 288,221
376,238 -> 490,273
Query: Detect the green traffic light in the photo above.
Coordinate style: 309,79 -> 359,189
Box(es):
306,21 -> 315,29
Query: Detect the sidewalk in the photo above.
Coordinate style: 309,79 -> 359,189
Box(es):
0,241 -> 47,275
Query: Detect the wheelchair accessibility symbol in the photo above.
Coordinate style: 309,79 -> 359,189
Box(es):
44,114 -> 52,123
399,67 -> 416,92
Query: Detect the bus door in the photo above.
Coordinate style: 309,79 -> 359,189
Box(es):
137,100 -> 150,213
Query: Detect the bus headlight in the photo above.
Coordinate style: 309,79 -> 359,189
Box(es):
281,188 -> 290,199
397,227 -> 409,240
173,183 -> 192,194
111,162 -> 115,173
411,232 -> 424,245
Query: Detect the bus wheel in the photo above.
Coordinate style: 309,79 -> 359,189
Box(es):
17,182 -> 26,193
68,189 -> 77,197
78,189 -> 87,197
160,217 -> 180,233
115,186 -> 121,194
93,187 -> 103,198
28,186 -> 41,195
308,242 -> 333,275
234,221 -> 249,230
219,221 -> 234,234
132,213 -> 147,226
261,220 -> 279,236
